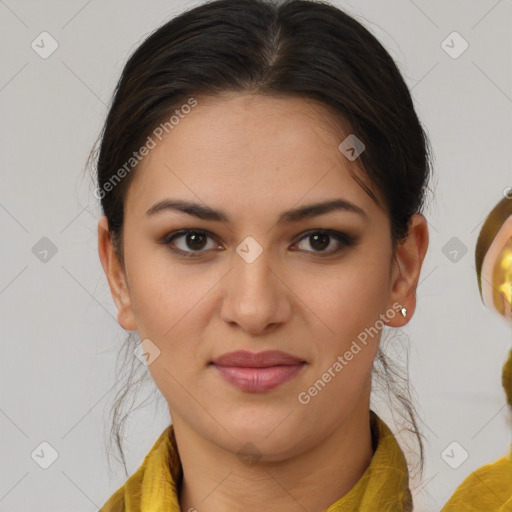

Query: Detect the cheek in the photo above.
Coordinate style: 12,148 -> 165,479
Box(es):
292,253 -> 391,400
125,238 -> 208,339
124,250 -> 226,383
294,266 -> 385,417
299,257 -> 391,340
125,257 -> 210,399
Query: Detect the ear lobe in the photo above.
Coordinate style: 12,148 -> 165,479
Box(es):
97,217 -> 138,331
386,214 -> 429,327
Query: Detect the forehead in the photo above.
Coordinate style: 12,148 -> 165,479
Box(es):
125,92 -> 382,221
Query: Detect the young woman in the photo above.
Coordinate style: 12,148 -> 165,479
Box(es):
94,0 -> 432,510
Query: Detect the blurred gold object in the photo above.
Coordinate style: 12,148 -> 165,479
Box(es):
475,195 -> 512,406
475,197 -> 512,324
504,349 -> 512,407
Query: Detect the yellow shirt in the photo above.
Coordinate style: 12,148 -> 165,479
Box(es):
441,445 -> 512,512
99,410 -> 412,511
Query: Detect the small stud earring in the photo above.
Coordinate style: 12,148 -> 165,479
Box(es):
400,307 -> 407,318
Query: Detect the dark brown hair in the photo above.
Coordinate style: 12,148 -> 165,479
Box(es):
88,0 -> 434,480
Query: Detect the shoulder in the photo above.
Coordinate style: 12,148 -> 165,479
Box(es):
441,452 -> 512,511
98,425 -> 175,511
98,489 -> 125,512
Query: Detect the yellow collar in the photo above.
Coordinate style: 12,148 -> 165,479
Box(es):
441,444 -> 512,512
99,410 -> 412,511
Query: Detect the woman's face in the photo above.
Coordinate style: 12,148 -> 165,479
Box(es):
100,92 -> 412,460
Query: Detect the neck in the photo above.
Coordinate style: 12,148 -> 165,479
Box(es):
174,398 -> 374,512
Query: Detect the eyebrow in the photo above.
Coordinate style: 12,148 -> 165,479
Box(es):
145,198 -> 368,224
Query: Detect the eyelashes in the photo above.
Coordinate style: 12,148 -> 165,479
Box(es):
162,229 -> 222,257
159,228 -> 358,259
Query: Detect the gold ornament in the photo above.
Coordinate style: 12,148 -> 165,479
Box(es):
475,196 -> 512,323
475,195 -> 512,405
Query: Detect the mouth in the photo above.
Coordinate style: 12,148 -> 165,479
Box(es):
211,349 -> 306,367
209,350 -> 307,392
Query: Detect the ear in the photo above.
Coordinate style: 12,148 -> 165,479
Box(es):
97,216 -> 138,331
386,214 -> 429,327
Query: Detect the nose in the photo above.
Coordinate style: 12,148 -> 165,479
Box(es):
220,245 -> 292,336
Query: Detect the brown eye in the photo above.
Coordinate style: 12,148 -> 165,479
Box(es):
162,229 -> 221,257
183,232 -> 208,250
309,233 -> 330,251
294,230 -> 356,255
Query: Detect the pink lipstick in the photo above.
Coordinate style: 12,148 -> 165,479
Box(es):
210,350 -> 306,392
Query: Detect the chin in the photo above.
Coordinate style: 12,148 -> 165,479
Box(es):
217,415 -> 308,460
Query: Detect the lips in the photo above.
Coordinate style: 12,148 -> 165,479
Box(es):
211,350 -> 305,368
210,350 -> 306,392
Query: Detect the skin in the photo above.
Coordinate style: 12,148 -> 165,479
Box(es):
98,92 -> 429,512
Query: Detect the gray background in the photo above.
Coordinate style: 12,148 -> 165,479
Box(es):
1,0 -> 511,510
